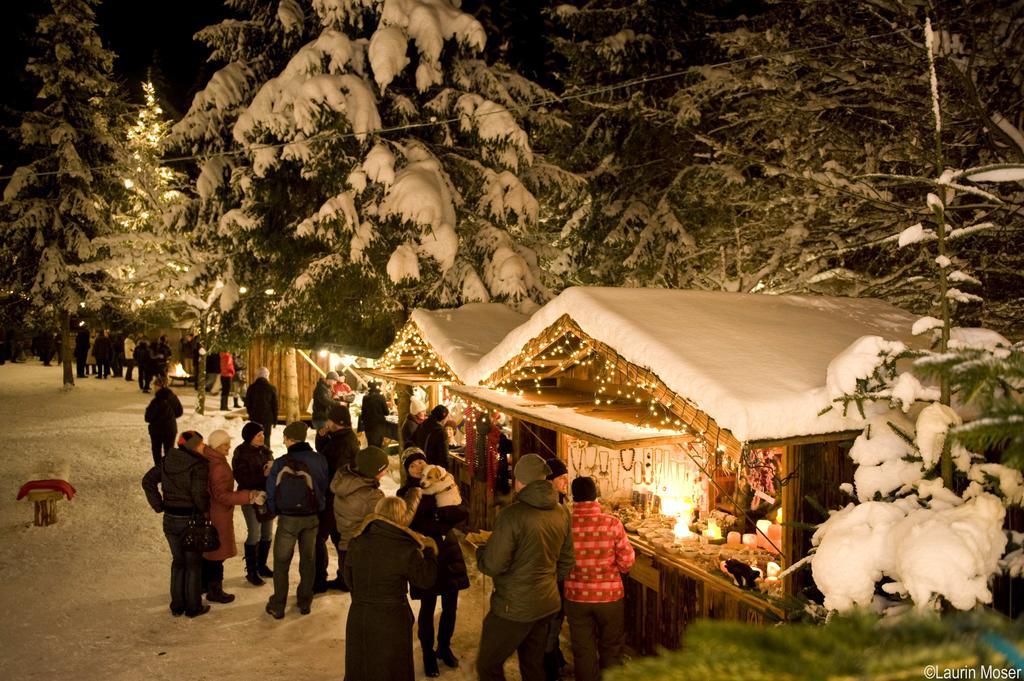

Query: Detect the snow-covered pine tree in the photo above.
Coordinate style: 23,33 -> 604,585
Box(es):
806,19 -> 1024,614
171,0 -> 570,349
1,0 -> 122,387
548,0 -> 1024,337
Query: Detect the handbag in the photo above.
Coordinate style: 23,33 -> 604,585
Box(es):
182,514 -> 220,552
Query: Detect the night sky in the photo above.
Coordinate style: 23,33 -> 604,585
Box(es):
1,0 -> 224,174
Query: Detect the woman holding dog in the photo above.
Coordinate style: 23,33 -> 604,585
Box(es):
398,448 -> 470,677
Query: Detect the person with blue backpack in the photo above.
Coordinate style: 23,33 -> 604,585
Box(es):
264,421 -> 329,619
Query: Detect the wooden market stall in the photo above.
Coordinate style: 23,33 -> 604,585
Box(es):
360,303 -> 529,456
451,286 -> 918,650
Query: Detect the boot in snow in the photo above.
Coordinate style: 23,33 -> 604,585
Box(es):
422,649 -> 440,678
257,539 -> 274,578
206,581 -> 236,604
244,543 -> 264,586
436,647 -> 459,669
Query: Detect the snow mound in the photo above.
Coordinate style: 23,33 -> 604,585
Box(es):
409,303 -> 529,382
826,335 -> 908,401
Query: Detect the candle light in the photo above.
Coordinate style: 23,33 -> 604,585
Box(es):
766,561 -> 781,579
756,519 -> 772,550
767,523 -> 783,554
706,519 -> 722,540
742,533 -> 757,548
727,531 -> 741,545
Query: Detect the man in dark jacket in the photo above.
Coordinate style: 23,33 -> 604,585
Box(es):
313,403 -> 360,592
475,454 -> 575,681
311,371 -> 340,430
245,367 -> 279,447
144,375 -> 184,468
74,327 -> 90,378
414,405 -> 451,469
141,431 -> 212,618
93,329 -> 113,378
265,422 -> 329,619
36,332 -> 55,366
233,422 -> 275,585
358,381 -> 391,448
134,340 -> 152,392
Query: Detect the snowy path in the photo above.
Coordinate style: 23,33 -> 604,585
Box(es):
0,363 -> 508,681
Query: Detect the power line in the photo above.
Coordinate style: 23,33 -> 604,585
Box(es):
0,27 -> 914,184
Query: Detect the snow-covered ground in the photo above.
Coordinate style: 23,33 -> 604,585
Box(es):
0,362 -> 513,681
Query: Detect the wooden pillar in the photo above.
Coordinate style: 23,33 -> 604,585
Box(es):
511,417 -> 522,467
781,444 -> 797,597
396,384 -> 412,447
283,347 -> 300,423
427,383 -> 440,409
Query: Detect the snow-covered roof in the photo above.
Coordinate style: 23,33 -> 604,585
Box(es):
449,385 -> 686,448
409,303 -> 530,383
466,287 -> 919,442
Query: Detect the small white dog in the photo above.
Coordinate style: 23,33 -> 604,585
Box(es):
419,464 -> 462,508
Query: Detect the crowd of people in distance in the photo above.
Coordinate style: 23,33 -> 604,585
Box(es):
133,351 -> 637,680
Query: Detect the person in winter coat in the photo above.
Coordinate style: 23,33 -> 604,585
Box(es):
245,367 -> 279,447
401,398 -> 428,448
74,327 -> 90,377
563,477 -> 635,681
311,371 -> 341,430
232,353 -> 247,406
358,381 -> 391,448
330,446 -> 389,579
344,495 -> 438,681
475,454 -> 575,681
204,350 -> 220,393
92,329 -> 113,378
123,335 -> 137,381
313,403 -> 360,592
219,351 -> 236,411
153,335 -> 172,378
134,340 -> 152,392
36,332 -> 55,366
144,375 -> 184,468
86,331 -> 98,375
233,422 -> 275,586
397,448 -> 470,676
141,431 -> 212,618
264,422 -> 329,619
544,458 -> 572,680
413,405 -> 451,469
198,430 -> 263,605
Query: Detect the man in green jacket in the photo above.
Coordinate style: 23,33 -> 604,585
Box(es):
476,454 -> 575,681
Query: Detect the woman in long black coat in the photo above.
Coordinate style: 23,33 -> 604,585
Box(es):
344,496 -> 437,681
397,449 -> 469,676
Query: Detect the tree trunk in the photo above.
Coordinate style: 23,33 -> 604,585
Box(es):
196,314 -> 208,415
60,309 -> 74,388
284,347 -> 300,423
396,384 -> 412,449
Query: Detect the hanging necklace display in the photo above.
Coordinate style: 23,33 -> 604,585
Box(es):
619,448 -> 636,471
596,449 -> 611,476
569,439 -> 586,475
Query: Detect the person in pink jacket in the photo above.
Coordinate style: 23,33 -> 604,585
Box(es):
219,352 -> 237,411
200,429 -> 265,604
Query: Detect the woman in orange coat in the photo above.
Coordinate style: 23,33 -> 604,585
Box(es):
200,429 -> 263,604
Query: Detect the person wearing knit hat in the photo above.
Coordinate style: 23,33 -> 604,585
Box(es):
563,476 -> 634,681
264,418 -> 329,619
329,446 -> 389,596
570,476 -> 598,503
241,422 -> 264,444
198,428 -> 257,605
397,445 -> 470,675
401,398 -> 429,449
514,453 -> 552,487
546,458 -> 569,499
141,429 -> 213,618
233,422 -> 275,585
476,452 -> 574,681
313,404 -> 360,592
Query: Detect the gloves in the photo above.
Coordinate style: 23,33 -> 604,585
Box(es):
250,490 -> 267,505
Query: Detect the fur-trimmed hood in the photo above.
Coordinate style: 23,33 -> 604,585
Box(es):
353,513 -> 437,554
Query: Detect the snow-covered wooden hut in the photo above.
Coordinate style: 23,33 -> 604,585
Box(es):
450,287 -> 917,648
362,302 -> 529,447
